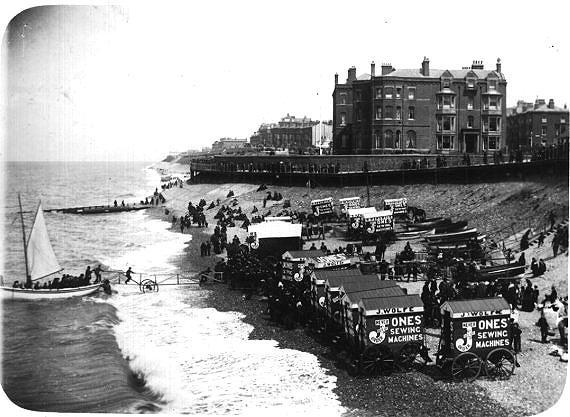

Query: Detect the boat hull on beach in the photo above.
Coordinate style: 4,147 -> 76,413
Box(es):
1,284 -> 102,300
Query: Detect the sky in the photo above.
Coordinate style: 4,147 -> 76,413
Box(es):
1,0 -> 569,161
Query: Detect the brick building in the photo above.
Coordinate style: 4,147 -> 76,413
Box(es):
507,99 -> 569,152
250,114 -> 324,152
332,58 -> 507,155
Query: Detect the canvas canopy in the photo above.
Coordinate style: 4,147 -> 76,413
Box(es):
440,297 -> 511,318
359,295 -> 424,316
248,222 -> 302,239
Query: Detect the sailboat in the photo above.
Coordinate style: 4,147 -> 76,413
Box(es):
1,195 -> 101,300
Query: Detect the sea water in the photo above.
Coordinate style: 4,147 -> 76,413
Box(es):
1,161 -> 343,415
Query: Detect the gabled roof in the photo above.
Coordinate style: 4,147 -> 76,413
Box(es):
441,70 -> 453,79
360,294 -> 424,314
341,279 -> 399,294
382,68 -> 504,80
344,287 -> 406,306
441,297 -> 510,315
313,268 -> 362,281
325,273 -> 379,290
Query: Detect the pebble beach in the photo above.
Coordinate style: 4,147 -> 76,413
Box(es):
153,172 -> 568,417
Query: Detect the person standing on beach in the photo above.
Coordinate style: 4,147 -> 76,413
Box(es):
180,216 -> 185,233
200,242 -> 205,257
549,210 -> 556,231
125,267 -> 134,284
206,241 -> 211,256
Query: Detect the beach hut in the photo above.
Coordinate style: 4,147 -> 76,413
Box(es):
383,198 -> 408,215
339,197 -> 361,213
342,286 -> 407,346
247,222 -> 303,259
281,249 -> 324,282
347,207 -> 378,232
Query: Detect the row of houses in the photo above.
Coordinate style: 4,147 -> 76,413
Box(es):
210,115 -> 333,154
332,58 -> 568,155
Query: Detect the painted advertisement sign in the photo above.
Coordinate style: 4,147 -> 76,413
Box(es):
383,198 -> 408,215
366,312 -> 424,345
339,197 -> 361,213
311,197 -> 334,216
452,314 -> 511,353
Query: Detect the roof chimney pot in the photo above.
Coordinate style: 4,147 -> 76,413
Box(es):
371,61 -> 375,77
421,57 -> 430,76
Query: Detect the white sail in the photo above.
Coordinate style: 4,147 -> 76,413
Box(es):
26,203 -> 62,280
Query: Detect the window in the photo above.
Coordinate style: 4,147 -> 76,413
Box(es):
408,87 -> 416,100
395,131 -> 401,148
355,107 -> 361,121
396,106 -> 402,120
396,87 -> 402,98
408,106 -> 415,120
489,117 -> 498,132
375,131 -> 381,148
385,87 -> 393,99
340,112 -> 346,125
437,135 -> 455,150
466,78 -> 475,88
341,134 -> 348,147
483,136 -> 499,150
467,97 -> 474,110
385,106 -> 394,119
376,87 -> 382,99
376,106 -> 382,120
467,116 -> 474,128
555,124 -> 560,136
541,118 -> 547,123
541,125 -> 547,135
489,97 -> 498,110
438,95 -> 455,109
355,90 -> 362,101
384,130 -> 394,148
488,80 -> 497,90
339,93 -> 347,105
437,116 -> 456,132
406,130 -> 416,148
442,79 -> 451,88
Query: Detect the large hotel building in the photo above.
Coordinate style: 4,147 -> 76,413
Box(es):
332,58 -> 507,155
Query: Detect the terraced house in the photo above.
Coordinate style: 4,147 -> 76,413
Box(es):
332,58 -> 507,155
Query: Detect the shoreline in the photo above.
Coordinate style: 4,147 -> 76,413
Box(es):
149,178 -> 568,417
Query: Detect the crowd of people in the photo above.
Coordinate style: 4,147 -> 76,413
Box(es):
12,265 -> 104,290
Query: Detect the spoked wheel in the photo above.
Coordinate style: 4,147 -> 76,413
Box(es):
484,348 -> 516,380
360,345 -> 394,376
451,352 -> 482,382
397,342 -> 423,371
140,279 -> 159,293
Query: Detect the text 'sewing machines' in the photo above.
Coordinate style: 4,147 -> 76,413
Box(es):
437,297 -> 516,381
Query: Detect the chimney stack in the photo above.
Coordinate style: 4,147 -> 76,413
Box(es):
347,66 -> 357,82
371,61 -> 375,77
381,63 -> 393,75
334,73 -> 338,85
496,58 -> 502,73
548,99 -> 555,109
421,57 -> 430,76
472,60 -> 484,70
534,98 -> 546,109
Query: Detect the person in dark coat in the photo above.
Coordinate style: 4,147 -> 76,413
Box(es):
531,258 -> 538,277
538,259 -> 546,276
518,252 -> 526,266
537,308 -> 549,343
